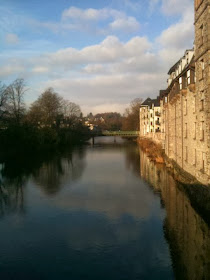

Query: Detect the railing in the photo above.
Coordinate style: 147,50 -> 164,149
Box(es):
102,131 -> 140,136
155,112 -> 161,117
155,121 -> 160,125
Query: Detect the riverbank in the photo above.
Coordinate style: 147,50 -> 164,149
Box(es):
137,138 -> 164,163
138,137 -> 201,185
0,124 -> 89,160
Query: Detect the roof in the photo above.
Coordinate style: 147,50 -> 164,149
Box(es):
167,60 -> 180,75
141,97 -> 160,108
141,98 -> 152,106
159,89 -> 168,98
167,48 -> 194,75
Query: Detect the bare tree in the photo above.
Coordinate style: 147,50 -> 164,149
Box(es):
6,78 -> 27,124
61,100 -> 81,127
0,82 -> 8,120
122,98 -> 142,131
28,88 -> 63,126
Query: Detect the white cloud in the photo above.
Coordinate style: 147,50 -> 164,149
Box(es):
41,71 -> 166,115
0,64 -> 24,77
32,66 -> 49,73
161,0 -> 192,16
32,7 -> 140,35
62,7 -> 109,21
5,33 -> 19,44
156,9 -> 194,67
149,0 -> 192,16
0,34 -> 170,113
109,17 -> 140,32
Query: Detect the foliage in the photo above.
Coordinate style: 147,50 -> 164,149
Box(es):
87,112 -> 123,131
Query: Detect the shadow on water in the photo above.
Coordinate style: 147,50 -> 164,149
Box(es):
139,149 -> 210,280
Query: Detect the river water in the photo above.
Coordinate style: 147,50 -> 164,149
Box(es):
0,137 -> 209,280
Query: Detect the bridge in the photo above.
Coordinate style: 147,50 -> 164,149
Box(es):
101,130 -> 140,137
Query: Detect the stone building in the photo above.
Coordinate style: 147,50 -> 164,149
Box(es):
139,0 -> 210,185
139,97 -> 162,143
160,0 -> 209,185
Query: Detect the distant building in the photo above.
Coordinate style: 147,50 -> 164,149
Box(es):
139,97 -> 162,143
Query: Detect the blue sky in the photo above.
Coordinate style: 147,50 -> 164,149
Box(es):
0,0 -> 194,114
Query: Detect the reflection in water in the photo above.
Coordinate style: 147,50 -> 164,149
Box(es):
0,138 -> 209,279
0,164 -> 25,217
33,148 -> 86,195
0,147 -> 86,217
139,149 -> 210,280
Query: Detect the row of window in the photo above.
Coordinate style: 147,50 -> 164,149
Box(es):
184,147 -> 206,172
183,97 -> 204,115
184,121 -> 205,140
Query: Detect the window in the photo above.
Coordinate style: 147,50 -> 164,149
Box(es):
202,152 -> 205,171
165,96 -> 167,103
185,146 -> 188,162
187,70 -> 191,85
184,99 -> 187,115
200,59 -> 204,80
179,77 -> 182,90
193,96 -> 196,113
200,24 -> 204,46
200,121 -> 204,141
194,122 -> 196,139
194,149 -> 197,166
200,99 -> 204,111
185,123 -> 187,138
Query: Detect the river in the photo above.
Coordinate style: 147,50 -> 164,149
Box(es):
0,136 -> 209,280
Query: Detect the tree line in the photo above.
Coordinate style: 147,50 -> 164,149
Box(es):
86,98 -> 142,131
0,78 -> 82,128
0,78 -> 87,157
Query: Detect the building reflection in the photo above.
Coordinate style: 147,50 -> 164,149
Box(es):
139,149 -> 210,280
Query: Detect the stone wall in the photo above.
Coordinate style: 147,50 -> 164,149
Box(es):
194,0 -> 210,183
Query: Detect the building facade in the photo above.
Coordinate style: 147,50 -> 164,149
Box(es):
139,0 -> 210,185
139,97 -> 162,144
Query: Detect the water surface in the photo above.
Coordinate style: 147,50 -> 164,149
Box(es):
0,137 -> 209,279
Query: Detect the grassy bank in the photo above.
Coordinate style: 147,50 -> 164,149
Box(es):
138,137 -> 164,163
